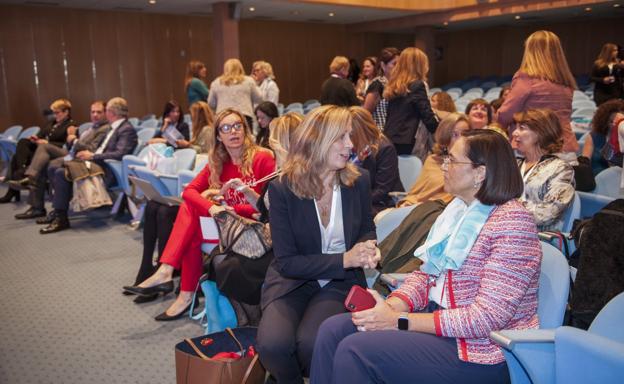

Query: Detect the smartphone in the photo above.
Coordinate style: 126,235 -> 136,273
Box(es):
344,285 -> 376,312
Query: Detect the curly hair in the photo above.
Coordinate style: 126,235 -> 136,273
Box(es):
591,99 -> 624,136
205,108 -> 260,188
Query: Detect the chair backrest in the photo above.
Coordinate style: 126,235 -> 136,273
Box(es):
303,99 -> 319,107
375,205 -> 417,242
128,117 -> 140,128
2,125 -> 22,140
538,241 -> 571,329
397,155 -> 422,191
594,166 -> 623,198
78,122 -> 93,136
193,154 -> 209,172
140,118 -> 160,128
571,107 -> 596,119
589,292 -> 624,342
286,102 -> 303,111
560,192 -> 581,233
18,126 -> 40,139
174,148 -> 197,172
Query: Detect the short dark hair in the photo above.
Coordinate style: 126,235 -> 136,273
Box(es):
591,99 -> 624,136
513,109 -> 563,154
465,98 -> 493,124
162,100 -> 181,121
462,129 -> 523,205
254,101 -> 279,122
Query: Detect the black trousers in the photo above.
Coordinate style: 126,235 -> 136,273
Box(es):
256,281 -> 349,384
134,200 -> 179,284
9,139 -> 37,180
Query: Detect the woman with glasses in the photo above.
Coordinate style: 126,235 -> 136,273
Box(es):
512,109 -> 575,231
311,129 -> 541,384
124,108 -> 276,321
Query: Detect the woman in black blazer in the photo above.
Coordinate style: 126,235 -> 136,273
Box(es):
591,43 -> 623,106
383,47 -> 438,155
257,105 -> 379,384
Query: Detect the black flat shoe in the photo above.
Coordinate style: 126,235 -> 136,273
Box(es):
133,293 -> 159,304
0,189 -> 20,203
123,280 -> 174,297
39,217 -> 70,234
36,211 -> 57,225
15,207 -> 46,220
154,296 -> 199,321
8,177 -> 35,191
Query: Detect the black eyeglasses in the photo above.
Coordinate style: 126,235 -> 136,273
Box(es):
218,122 -> 244,134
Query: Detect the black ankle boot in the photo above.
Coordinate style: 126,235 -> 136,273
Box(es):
0,188 -> 20,203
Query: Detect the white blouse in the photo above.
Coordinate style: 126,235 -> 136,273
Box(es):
314,185 -> 345,288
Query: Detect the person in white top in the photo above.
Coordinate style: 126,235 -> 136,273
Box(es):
256,105 -> 379,384
251,60 -> 280,106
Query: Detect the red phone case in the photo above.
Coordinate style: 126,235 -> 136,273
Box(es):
344,285 -> 376,312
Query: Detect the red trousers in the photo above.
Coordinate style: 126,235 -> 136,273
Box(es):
159,200 -> 207,292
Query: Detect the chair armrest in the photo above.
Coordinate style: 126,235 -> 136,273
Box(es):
490,329 -> 555,350
388,191 -> 407,205
577,191 -> 614,218
178,169 -> 199,194
159,174 -> 179,196
104,159 -> 123,189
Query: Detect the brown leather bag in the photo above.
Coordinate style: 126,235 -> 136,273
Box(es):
175,328 -> 265,384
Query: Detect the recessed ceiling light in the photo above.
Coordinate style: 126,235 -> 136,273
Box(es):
328,12 -> 335,17
514,15 -> 521,20
443,21 -> 448,26
584,7 -> 592,11
148,0 -> 156,4
614,4 -> 621,8
249,7 -> 255,12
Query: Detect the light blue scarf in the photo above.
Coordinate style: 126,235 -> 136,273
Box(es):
415,198 -> 495,277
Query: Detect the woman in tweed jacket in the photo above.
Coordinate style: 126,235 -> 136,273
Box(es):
311,130 -> 541,384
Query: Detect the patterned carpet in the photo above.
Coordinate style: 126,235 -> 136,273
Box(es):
0,187 -> 204,384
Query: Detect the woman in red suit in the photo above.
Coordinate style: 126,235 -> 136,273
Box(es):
124,108 -> 276,320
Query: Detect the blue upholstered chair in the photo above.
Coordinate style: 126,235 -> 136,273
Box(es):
491,292 -> 624,384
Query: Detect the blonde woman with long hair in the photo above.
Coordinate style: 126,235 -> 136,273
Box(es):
257,105 -> 379,384
498,30 -> 579,153
383,47 -> 439,154
184,60 -> 209,105
208,58 -> 263,128
124,108 -> 276,321
183,101 -> 215,153
591,43 -> 623,106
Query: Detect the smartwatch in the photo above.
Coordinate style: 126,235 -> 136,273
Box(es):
398,312 -> 409,331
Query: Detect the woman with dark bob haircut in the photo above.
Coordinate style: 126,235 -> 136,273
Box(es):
311,129 -> 540,384
512,108 -> 575,231
254,101 -> 279,149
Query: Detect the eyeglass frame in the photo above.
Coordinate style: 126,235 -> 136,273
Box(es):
442,155 -> 482,168
218,121 -> 245,134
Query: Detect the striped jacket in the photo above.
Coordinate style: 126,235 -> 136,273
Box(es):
389,199 -> 541,365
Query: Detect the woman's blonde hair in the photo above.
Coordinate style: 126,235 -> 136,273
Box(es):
253,60 -> 275,80
185,60 -> 206,88
205,108 -> 259,187
383,47 -> 429,99
595,43 -> 618,68
329,56 -> 349,74
220,58 -> 245,86
432,113 -> 470,155
268,112 -> 303,167
189,101 -> 215,151
519,30 -> 577,89
50,98 -> 72,113
281,105 -> 360,199
348,107 -> 381,156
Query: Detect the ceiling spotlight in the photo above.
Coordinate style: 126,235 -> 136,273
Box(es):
249,7 -> 255,12
514,15 -> 521,20
443,21 -> 448,26
148,0 -> 156,4
328,12 -> 335,17
584,7 -> 592,11
614,4 -> 621,8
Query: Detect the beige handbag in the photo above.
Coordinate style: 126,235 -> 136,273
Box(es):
212,206 -> 272,259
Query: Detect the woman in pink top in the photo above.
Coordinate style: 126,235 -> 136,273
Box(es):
498,30 -> 578,153
311,130 -> 541,384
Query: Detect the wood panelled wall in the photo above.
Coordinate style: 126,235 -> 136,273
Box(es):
433,17 -> 623,87
0,5 -> 214,129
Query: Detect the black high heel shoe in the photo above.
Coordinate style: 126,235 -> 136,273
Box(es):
122,280 -> 174,297
154,296 -> 200,321
0,188 -> 20,203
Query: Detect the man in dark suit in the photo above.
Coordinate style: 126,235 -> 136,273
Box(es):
320,56 -> 359,107
12,100 -> 111,220
40,97 -> 138,234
